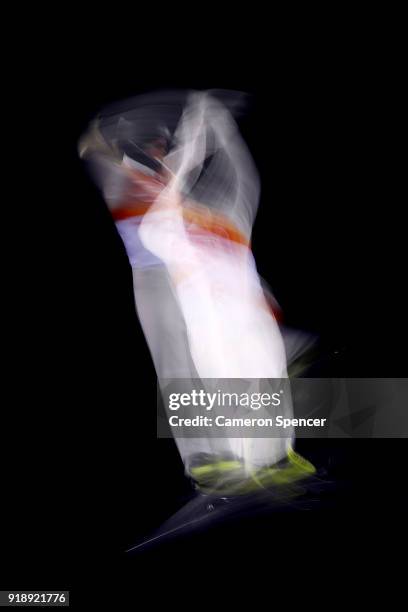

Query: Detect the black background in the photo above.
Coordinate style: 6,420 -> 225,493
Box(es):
2,19 -> 406,603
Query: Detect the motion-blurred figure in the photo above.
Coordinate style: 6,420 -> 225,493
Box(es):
80,90 -> 315,495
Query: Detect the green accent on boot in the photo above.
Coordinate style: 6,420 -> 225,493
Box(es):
190,460 -> 242,478
252,445 -> 316,488
287,444 -> 316,474
190,447 -> 316,496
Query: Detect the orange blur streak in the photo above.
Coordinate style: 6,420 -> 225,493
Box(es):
112,202 -> 250,248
